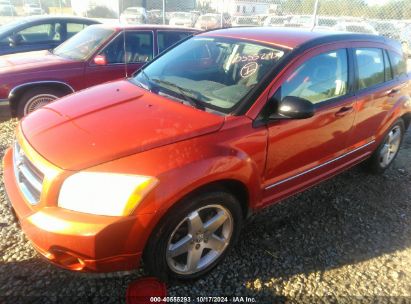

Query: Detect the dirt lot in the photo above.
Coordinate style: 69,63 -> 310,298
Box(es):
0,118 -> 410,304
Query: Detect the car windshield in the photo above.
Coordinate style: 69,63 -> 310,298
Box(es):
125,8 -> 144,14
172,12 -> 191,18
202,16 -> 218,22
0,19 -> 27,35
132,36 -> 286,114
53,26 -> 114,60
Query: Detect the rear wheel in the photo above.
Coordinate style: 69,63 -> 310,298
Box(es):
17,87 -> 65,118
143,191 -> 243,280
366,119 -> 404,174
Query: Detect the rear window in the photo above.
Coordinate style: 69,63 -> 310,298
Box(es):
355,48 -> 384,90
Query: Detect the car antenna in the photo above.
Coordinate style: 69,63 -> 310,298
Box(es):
120,0 -> 128,78
123,27 -> 128,78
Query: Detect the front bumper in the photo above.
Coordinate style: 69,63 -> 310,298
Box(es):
0,98 -> 12,122
2,148 -> 154,272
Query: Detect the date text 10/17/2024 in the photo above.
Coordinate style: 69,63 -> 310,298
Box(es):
149,296 -> 257,303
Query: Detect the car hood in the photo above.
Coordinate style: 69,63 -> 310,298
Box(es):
0,50 -> 79,74
21,80 -> 225,171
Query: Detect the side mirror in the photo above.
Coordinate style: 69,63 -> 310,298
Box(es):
271,96 -> 315,120
93,54 -> 107,66
8,35 -> 21,47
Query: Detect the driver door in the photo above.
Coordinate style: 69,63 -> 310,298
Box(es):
85,31 -> 154,87
262,46 -> 357,206
8,22 -> 63,54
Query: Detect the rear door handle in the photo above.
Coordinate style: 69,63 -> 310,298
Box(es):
335,106 -> 353,117
386,88 -> 400,97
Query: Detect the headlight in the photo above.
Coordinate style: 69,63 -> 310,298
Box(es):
58,172 -> 158,216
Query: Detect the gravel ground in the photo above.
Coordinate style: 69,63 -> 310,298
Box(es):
0,118 -> 410,304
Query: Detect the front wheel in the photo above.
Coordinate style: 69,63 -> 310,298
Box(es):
17,87 -> 65,118
143,191 -> 243,280
366,119 -> 404,174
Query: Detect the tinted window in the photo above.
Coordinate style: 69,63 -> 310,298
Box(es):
383,50 -> 393,81
157,31 -> 192,53
100,31 -> 153,64
0,36 -> 8,46
17,23 -> 62,43
388,51 -> 407,78
66,23 -> 87,39
279,49 -> 348,104
355,48 -> 384,90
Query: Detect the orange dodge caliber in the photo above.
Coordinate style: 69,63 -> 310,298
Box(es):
3,28 -> 411,280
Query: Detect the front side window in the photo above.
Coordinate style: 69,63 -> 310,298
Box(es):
99,31 -> 153,64
17,23 -> 62,43
53,26 -> 114,60
355,48 -> 384,90
66,23 -> 88,39
388,50 -> 407,78
157,31 -> 192,54
132,36 -> 286,113
278,49 -> 348,105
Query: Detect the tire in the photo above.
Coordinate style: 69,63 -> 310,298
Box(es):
143,191 -> 243,281
17,87 -> 65,118
366,119 -> 405,174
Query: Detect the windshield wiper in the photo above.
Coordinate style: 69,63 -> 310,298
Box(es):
151,78 -> 205,110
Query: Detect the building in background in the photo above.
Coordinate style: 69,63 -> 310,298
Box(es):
198,0 -> 271,16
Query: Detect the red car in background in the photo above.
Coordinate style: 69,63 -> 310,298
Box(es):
0,24 -> 197,119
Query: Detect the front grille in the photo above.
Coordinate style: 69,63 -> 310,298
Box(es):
13,142 -> 44,205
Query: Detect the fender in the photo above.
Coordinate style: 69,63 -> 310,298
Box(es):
8,81 -> 75,100
375,94 -> 411,144
8,80 -> 75,102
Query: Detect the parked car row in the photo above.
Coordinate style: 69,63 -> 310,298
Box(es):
2,26 -> 410,281
0,22 -> 197,119
118,9 -> 411,57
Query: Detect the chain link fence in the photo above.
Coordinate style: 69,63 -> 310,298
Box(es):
0,0 -> 410,55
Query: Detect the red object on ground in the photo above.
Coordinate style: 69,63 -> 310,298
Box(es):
126,277 -> 167,304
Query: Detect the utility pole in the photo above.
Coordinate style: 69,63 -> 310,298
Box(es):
311,0 -> 320,31
162,0 -> 166,24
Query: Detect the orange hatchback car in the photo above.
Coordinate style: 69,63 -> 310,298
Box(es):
3,28 -> 411,280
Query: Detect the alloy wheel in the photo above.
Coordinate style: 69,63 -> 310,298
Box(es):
379,125 -> 402,168
166,204 -> 233,275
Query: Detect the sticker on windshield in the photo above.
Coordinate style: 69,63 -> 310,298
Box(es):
240,62 -> 259,78
232,51 -> 283,64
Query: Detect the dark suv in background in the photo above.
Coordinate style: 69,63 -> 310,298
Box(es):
0,16 -> 100,56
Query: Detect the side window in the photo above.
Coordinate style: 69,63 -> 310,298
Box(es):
355,48 -> 384,90
279,49 -> 348,105
99,31 -> 153,64
383,50 -> 393,81
17,23 -> 62,43
0,36 -> 9,46
157,31 -> 192,54
388,50 -> 407,78
66,23 -> 88,39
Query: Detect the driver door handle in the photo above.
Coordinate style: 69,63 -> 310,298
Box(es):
335,106 -> 353,117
